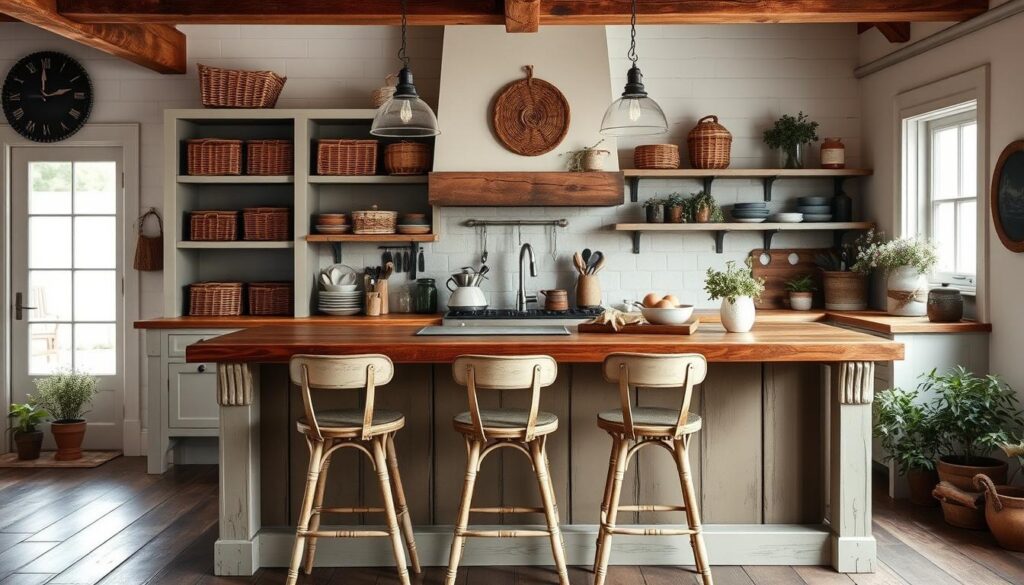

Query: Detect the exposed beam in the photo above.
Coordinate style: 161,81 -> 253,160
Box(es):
57,0 -> 988,25
858,21 -> 912,42
0,0 -> 184,73
505,0 -> 540,32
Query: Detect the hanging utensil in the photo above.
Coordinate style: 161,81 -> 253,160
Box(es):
404,250 -> 411,275
480,224 -> 488,265
395,250 -> 403,273
418,249 -> 425,272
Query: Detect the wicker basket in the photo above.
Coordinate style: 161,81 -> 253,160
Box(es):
246,140 -> 293,175
688,115 -> 732,169
352,205 -> 397,235
317,139 -> 378,176
248,282 -> 293,316
371,73 -> 398,108
189,282 -> 244,316
198,64 -> 286,109
634,144 -> 680,170
190,211 -> 238,241
187,139 -> 242,176
242,207 -> 290,241
384,142 -> 431,175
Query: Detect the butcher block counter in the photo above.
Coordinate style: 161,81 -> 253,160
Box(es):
191,321 -> 900,577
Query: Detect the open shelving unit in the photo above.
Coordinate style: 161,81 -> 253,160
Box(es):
623,168 -> 872,202
615,221 -> 875,253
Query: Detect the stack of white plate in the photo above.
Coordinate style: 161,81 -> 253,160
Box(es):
319,290 -> 363,316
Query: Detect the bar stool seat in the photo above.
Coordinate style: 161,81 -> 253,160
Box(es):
598,407 -> 701,436
454,408 -> 558,436
298,409 -> 405,437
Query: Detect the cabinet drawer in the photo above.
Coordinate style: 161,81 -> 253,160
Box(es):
168,362 -> 219,429
168,334 -> 214,358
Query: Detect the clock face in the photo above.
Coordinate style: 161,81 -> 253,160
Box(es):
2,52 -> 93,143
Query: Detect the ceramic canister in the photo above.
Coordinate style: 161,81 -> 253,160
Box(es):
927,288 -> 964,322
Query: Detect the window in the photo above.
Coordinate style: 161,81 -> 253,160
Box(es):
927,111 -> 977,285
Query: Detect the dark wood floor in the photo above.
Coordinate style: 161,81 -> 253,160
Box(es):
0,457 -> 1021,585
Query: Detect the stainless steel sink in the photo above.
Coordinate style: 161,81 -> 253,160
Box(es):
416,325 -> 570,336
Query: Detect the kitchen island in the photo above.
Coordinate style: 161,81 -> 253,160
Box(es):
184,321 -> 902,576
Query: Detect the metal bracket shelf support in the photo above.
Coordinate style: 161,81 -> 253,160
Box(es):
330,243 -> 343,264
763,176 -> 778,202
714,231 -> 726,253
834,176 -> 847,196
629,177 -> 640,203
763,229 -> 780,251
632,232 -> 641,254
703,176 -> 715,196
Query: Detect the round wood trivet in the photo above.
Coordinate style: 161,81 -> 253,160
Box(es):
492,65 -> 570,156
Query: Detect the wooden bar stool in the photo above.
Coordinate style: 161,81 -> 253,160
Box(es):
445,355 -> 569,585
593,353 -> 713,585
286,354 -> 420,585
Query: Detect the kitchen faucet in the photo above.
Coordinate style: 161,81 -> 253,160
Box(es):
516,242 -> 538,312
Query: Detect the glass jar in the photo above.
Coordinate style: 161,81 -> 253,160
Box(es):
391,286 -> 413,313
821,137 -> 846,169
413,278 -> 438,314
781,143 -> 804,169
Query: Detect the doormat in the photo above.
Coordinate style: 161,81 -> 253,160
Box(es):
0,450 -> 121,468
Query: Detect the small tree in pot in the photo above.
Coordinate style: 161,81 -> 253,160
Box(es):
874,387 -> 939,506
30,370 -> 98,461
8,403 -> 48,461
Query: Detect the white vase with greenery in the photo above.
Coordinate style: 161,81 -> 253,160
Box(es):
856,235 -> 938,316
704,261 -> 765,333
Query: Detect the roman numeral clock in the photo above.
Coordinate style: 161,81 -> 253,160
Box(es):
2,51 -> 92,142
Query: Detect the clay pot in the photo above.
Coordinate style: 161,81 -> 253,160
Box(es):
50,420 -> 86,461
937,456 -> 1008,491
665,205 -> 685,223
694,205 -> 712,223
907,467 -> 939,507
976,474 -> 1024,552
13,430 -> 43,461
932,480 -> 986,529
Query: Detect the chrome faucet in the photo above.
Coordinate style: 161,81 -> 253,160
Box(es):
516,243 -> 538,312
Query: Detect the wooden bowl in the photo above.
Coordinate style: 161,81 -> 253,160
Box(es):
318,214 -> 349,225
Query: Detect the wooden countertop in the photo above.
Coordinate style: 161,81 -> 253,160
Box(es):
134,314 -> 443,329
825,310 -> 991,334
185,322 -> 904,364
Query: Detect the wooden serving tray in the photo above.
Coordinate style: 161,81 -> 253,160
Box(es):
577,317 -> 700,335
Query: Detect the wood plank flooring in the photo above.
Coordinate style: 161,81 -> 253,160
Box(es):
0,457 -> 1018,585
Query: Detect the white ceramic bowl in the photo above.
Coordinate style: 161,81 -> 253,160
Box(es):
323,283 -> 357,292
641,304 -> 695,325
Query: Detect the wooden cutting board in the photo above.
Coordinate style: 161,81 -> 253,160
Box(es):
578,317 -> 700,335
750,248 -> 827,310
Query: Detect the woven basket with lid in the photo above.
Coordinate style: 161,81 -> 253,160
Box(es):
687,115 -> 732,169
353,205 -> 397,235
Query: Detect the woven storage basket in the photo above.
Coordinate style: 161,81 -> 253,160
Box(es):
371,73 -> 398,108
317,139 -> 378,176
189,282 -> 243,316
198,64 -> 286,109
634,144 -> 680,170
492,65 -> 570,156
246,140 -> 293,175
384,142 -> 431,175
688,115 -> 732,169
187,139 -> 242,176
242,207 -> 290,241
352,205 -> 397,235
248,282 -> 293,316
190,211 -> 238,241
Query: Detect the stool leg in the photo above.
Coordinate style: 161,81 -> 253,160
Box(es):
371,436 -> 410,585
594,437 -> 630,585
302,441 -> 333,575
445,437 -> 482,585
674,436 -> 713,585
286,439 -> 324,585
386,433 -> 422,574
594,433 -> 621,573
530,439 -> 570,585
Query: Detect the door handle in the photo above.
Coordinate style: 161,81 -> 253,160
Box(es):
15,292 -> 37,321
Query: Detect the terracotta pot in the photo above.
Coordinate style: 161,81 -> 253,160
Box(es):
665,205 -> 685,223
932,480 -> 986,529
937,456 -> 1008,491
821,271 -> 867,311
906,467 -> 939,507
50,420 -> 86,461
13,430 -> 43,461
694,206 -> 712,223
976,474 -> 1024,552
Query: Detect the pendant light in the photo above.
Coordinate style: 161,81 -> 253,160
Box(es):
371,0 -> 440,137
600,0 -> 668,136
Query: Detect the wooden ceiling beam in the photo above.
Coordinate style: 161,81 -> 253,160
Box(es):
0,0 -> 185,73
56,0 -> 988,25
505,0 -> 540,32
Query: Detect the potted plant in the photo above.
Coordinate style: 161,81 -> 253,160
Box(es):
814,230 -> 879,311
562,139 -> 609,172
874,387 -> 940,506
30,370 -> 98,461
763,111 -> 820,169
856,235 -> 938,316
664,193 -> 686,223
686,191 -> 722,223
7,403 -> 48,461
643,197 -> 665,223
704,260 -> 765,333
784,274 -> 816,311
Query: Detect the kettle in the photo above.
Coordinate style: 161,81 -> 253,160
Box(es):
446,274 -> 488,311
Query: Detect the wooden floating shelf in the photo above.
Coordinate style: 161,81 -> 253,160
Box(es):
309,175 -> 429,184
614,222 -> 874,254
177,175 -> 294,184
429,171 -> 624,207
177,241 -> 294,249
306,234 -> 438,243
622,168 -> 873,202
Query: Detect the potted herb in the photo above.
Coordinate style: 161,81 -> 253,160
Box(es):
784,274 -> 816,311
664,193 -> 686,223
7,403 -> 48,461
704,260 -> 765,333
874,387 -> 940,506
562,139 -> 609,172
814,230 -> 879,311
763,111 -> 819,169
686,191 -> 722,223
30,370 -> 98,461
856,235 -> 938,316
643,197 -> 665,224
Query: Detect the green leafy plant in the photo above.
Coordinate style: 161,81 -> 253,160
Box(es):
30,370 -> 98,423
642,196 -> 665,209
704,260 -> 765,303
922,367 -> 1023,464
784,274 -> 817,293
855,234 -> 939,274
763,111 -> 820,151
874,387 -> 939,474
664,193 -> 685,208
685,191 -> 724,222
8,403 -> 48,435
561,139 -> 608,172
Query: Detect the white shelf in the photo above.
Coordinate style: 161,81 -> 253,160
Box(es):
309,175 -> 428,184
177,241 -> 294,249
177,175 -> 294,184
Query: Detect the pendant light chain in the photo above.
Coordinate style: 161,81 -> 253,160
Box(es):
627,0 -> 638,65
398,0 -> 410,68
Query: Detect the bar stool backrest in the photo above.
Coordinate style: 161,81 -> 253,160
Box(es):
289,354 -> 395,440
451,355 -> 558,441
602,353 -> 708,439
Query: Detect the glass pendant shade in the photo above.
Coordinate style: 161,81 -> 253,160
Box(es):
371,67 -> 439,137
601,65 -> 667,136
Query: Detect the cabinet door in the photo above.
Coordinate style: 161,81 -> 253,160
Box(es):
168,362 -> 219,429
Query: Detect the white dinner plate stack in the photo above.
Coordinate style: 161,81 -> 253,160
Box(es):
319,290 -> 363,316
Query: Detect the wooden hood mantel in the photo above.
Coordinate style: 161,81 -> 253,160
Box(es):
428,171 -> 624,206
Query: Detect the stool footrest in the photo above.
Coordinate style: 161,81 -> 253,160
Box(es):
315,506 -> 385,515
606,526 -> 697,536
469,506 -> 546,514
299,529 -> 391,538
618,504 -> 687,512
459,529 -> 553,538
